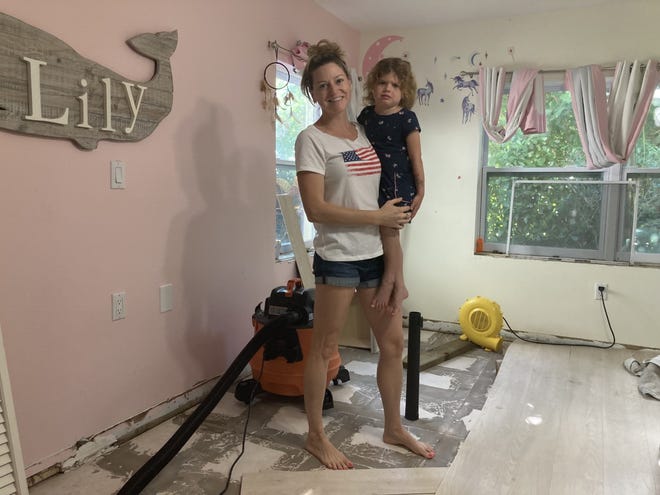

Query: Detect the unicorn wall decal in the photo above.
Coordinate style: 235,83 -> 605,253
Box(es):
462,96 -> 476,124
452,75 -> 479,95
451,72 -> 479,124
416,80 -> 434,105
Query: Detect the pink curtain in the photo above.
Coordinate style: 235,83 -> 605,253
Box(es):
565,60 -> 659,169
479,67 -> 546,143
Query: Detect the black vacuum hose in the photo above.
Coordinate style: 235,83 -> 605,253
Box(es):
117,312 -> 299,494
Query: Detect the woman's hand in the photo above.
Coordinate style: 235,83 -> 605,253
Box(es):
380,198 -> 412,229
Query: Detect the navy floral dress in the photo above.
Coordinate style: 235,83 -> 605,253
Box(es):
358,106 -> 421,207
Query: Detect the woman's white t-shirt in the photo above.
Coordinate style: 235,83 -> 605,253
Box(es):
295,124 -> 383,262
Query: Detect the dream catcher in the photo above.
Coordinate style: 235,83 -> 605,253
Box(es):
261,41 -> 308,125
261,43 -> 295,124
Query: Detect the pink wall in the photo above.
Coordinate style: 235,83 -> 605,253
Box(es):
0,0 -> 358,473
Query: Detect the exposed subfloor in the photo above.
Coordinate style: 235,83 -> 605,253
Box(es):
29,330 -> 504,495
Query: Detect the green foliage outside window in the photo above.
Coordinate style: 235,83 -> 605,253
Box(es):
627,106 -> 660,253
275,69 -> 317,256
482,88 -> 660,257
488,92 -> 583,169
275,75 -> 313,162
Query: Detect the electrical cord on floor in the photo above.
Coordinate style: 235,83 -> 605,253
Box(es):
504,289 -> 616,349
218,356 -> 265,495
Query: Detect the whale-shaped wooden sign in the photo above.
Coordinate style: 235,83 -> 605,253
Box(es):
0,12 -> 176,150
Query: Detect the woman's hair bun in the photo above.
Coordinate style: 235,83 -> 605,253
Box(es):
307,39 -> 345,61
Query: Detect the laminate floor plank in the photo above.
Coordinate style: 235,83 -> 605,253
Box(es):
638,357 -> 660,494
601,347 -> 655,495
240,466 -> 447,495
548,346 -> 606,494
498,341 -> 568,494
436,341 -> 660,495
435,341 -> 541,494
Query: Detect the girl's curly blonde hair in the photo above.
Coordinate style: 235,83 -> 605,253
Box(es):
300,39 -> 351,101
363,58 -> 417,109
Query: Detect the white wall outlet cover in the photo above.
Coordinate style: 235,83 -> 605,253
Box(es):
160,284 -> 173,312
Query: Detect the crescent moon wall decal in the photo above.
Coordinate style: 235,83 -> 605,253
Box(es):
362,35 -> 404,77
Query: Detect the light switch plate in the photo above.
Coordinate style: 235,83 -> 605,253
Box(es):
111,160 -> 126,189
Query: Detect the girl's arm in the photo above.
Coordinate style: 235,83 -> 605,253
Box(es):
406,130 -> 425,218
297,171 -> 410,229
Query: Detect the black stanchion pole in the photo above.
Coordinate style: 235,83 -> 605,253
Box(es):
405,311 -> 421,420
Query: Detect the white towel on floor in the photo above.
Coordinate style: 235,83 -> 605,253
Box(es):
638,355 -> 660,400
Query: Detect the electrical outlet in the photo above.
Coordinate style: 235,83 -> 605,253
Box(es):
593,283 -> 608,300
112,292 -> 126,320
160,284 -> 173,312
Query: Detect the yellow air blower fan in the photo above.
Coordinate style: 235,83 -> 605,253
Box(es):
458,296 -> 503,352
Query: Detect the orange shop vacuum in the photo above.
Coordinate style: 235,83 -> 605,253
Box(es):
234,278 -> 350,409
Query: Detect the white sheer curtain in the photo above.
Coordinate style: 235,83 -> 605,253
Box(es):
479,67 -> 546,143
565,60 -> 659,169
348,68 -> 363,122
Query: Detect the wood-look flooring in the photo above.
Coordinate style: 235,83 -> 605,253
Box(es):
241,467 -> 446,494
241,341 -> 660,495
438,341 -> 660,494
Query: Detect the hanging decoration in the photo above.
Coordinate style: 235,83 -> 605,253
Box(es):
261,44 -> 290,125
261,40 -> 308,125
290,41 -> 309,73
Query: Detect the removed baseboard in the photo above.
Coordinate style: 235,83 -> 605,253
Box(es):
402,316 -> 462,335
26,367 -> 251,485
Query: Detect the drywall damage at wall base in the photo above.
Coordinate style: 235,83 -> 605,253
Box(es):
26,373 -> 228,484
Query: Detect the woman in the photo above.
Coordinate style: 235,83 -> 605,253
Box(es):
295,40 -> 435,470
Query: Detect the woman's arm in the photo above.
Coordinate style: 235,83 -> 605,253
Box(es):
406,130 -> 425,219
297,171 -> 410,229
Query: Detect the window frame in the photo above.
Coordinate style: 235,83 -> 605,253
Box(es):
477,78 -> 660,266
274,63 -> 318,260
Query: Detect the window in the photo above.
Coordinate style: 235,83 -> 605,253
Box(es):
478,77 -> 660,264
275,64 -> 318,260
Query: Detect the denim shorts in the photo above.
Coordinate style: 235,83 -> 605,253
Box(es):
313,253 -> 383,288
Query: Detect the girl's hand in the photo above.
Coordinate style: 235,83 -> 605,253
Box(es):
380,198 -> 412,229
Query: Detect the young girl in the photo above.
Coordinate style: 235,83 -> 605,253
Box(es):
358,58 -> 425,314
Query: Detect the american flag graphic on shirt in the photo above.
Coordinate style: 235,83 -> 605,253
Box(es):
341,146 -> 381,176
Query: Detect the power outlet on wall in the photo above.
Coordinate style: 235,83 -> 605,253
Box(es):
593,283 -> 608,300
112,292 -> 127,320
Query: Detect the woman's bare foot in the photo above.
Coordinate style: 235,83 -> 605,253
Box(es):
383,428 -> 435,459
371,278 -> 394,311
305,432 -> 354,470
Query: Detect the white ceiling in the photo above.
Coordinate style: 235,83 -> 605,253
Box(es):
314,0 -> 625,31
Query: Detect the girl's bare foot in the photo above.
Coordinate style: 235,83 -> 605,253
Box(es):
388,283 -> 409,315
371,278 -> 394,311
305,432 -> 354,470
383,428 -> 435,459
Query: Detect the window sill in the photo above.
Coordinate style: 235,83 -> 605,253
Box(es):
473,251 -> 660,269
276,253 -> 296,263
276,249 -> 315,264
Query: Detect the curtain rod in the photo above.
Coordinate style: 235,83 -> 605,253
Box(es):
267,40 -> 307,63
460,61 -> 659,78
459,68 -> 566,77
